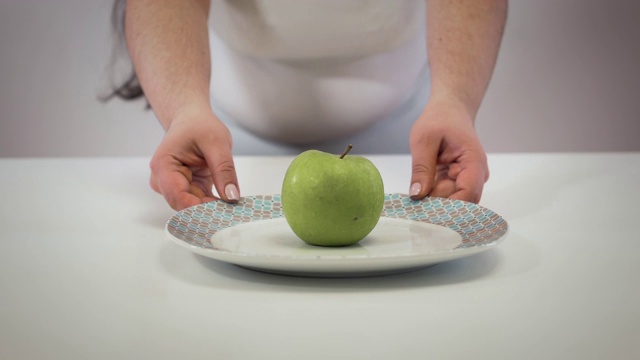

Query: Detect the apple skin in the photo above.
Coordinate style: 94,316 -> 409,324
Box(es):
281,149 -> 384,247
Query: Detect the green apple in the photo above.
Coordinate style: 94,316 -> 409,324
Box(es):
281,145 -> 385,247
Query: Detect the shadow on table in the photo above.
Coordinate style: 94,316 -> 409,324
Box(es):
160,230 -> 543,292
175,249 -> 503,292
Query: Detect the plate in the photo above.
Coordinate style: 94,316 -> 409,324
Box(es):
165,194 -> 508,277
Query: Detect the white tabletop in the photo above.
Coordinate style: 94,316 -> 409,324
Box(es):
1,153 -> 639,359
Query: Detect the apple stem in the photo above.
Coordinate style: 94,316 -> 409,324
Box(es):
339,144 -> 353,159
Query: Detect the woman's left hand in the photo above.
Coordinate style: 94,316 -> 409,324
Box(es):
408,97 -> 489,203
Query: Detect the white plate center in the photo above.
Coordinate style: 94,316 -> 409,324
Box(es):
211,217 -> 462,259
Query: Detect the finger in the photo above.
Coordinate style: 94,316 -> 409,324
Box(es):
409,135 -> 441,200
149,172 -> 161,194
447,163 -> 463,180
189,183 -> 207,198
449,162 -> 486,203
429,177 -> 457,198
201,142 -> 240,203
189,182 -> 217,205
152,156 -> 202,210
191,179 -> 216,199
191,167 -> 217,199
428,167 -> 455,198
189,178 -> 218,205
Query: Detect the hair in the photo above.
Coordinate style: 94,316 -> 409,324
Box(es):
101,0 -> 147,104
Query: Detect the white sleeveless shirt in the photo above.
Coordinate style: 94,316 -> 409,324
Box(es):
208,0 -> 428,145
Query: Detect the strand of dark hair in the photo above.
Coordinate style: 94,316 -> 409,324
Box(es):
100,0 -> 147,105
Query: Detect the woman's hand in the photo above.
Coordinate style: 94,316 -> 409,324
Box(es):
409,98 -> 489,203
412,0 -> 505,203
149,111 -> 239,210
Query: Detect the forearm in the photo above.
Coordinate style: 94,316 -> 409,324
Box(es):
426,0 -> 507,118
125,0 -> 212,129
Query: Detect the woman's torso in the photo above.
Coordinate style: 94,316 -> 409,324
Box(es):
208,0 -> 429,144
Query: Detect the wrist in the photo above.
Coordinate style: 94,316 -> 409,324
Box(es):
422,91 -> 478,127
160,102 -> 216,131
428,87 -> 480,121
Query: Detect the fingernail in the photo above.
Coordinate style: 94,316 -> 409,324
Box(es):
410,182 -> 421,197
224,184 -> 239,201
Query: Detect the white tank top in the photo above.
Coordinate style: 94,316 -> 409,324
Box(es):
208,0 -> 428,145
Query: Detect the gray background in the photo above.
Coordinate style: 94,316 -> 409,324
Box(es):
1,0 -> 639,157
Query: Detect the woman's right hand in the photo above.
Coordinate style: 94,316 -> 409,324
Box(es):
124,0 -> 229,210
149,110 -> 239,211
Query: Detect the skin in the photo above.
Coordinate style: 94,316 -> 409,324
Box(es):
410,0 -> 507,203
125,0 -> 507,210
126,0 -> 237,209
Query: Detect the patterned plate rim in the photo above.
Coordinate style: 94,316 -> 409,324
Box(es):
166,194 -> 509,255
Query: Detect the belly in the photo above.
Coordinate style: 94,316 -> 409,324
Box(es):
209,21 -> 428,144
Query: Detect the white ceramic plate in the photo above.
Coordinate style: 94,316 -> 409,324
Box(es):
166,194 -> 508,277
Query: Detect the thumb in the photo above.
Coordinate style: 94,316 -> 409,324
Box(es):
409,136 -> 440,200
202,142 -> 240,203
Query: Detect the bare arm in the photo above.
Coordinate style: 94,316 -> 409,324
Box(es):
426,0 -> 507,118
125,0 -> 212,127
126,0 -> 239,209
410,0 -> 507,203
